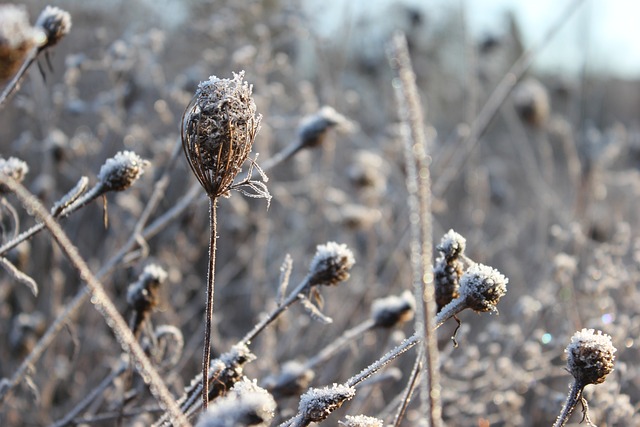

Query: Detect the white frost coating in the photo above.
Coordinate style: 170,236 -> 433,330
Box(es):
0,5 -> 44,48
0,157 -> 29,183
299,383 -> 356,422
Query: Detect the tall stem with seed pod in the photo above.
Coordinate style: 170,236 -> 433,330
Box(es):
181,71 -> 265,411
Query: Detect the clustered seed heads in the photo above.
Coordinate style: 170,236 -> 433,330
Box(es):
97,150 -> 149,192
0,157 -> 29,194
434,229 -> 467,312
566,328 -> 616,386
458,263 -> 509,313
0,5 -> 44,82
298,384 -> 356,425
307,241 -> 356,287
195,377 -> 276,427
371,290 -> 416,328
34,6 -> 71,51
182,71 -> 261,199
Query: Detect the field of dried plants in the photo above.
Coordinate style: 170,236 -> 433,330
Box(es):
0,1 -> 638,426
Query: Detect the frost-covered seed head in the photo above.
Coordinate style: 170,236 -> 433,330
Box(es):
263,360 -> 315,398
299,384 -> 356,423
196,377 -> 276,427
458,263 -> 508,313
436,229 -> 466,261
97,151 -> 149,192
298,106 -> 355,149
35,6 -> 71,49
0,157 -> 29,194
339,415 -> 384,427
182,71 -> 260,199
371,290 -> 415,328
308,242 -> 355,286
512,78 -> 550,127
126,264 -> 168,312
0,5 -> 45,81
566,328 -> 616,386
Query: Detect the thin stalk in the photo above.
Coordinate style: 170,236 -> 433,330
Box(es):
553,381 -> 584,427
393,351 -> 422,427
202,198 -> 218,410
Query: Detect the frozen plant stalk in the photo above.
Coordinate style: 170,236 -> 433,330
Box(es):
181,71 -> 266,410
553,329 -> 616,427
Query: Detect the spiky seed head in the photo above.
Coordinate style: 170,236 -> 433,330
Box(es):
0,5 -> 45,82
459,263 -> 508,313
97,151 -> 149,192
308,242 -> 355,287
339,415 -> 384,427
182,71 -> 261,199
35,6 -> 71,50
299,384 -> 356,424
371,290 -> 415,328
0,157 -> 29,194
196,377 -> 276,427
566,328 -> 616,386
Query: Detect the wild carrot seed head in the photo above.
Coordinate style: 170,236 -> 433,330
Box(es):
182,71 -> 261,199
566,328 -> 616,386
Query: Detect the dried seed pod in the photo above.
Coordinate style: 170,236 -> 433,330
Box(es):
182,71 -> 261,199
371,290 -> 415,328
298,384 -> 356,424
307,241 -> 355,287
458,263 -> 508,313
34,6 -> 71,50
566,328 -> 616,386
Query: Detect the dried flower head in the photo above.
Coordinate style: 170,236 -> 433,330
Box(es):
182,71 -> 261,199
297,106 -> 355,150
371,290 -> 416,328
34,6 -> 71,50
512,78 -> 550,127
0,5 -> 45,81
434,230 -> 467,312
263,360 -> 315,398
347,150 -> 388,195
339,415 -> 384,427
97,151 -> 149,192
196,377 -> 276,427
127,264 -> 167,317
298,384 -> 356,424
458,263 -> 508,313
566,328 -> 616,386
0,157 -> 29,194
308,242 -> 355,287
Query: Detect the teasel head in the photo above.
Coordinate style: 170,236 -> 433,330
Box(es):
182,71 -> 262,200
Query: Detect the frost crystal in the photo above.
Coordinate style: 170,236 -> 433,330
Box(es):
97,151 -> 148,192
308,242 -> 356,286
566,328 -> 616,385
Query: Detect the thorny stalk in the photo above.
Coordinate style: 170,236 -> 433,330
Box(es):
0,175 -> 190,427
389,31 -> 442,427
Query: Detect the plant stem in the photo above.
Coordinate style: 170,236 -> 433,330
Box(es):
202,198 -> 218,410
553,381 -> 584,427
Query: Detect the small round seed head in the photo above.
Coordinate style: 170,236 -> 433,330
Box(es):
97,151 -> 149,192
512,78 -> 550,127
297,106 -> 355,150
371,290 -> 415,328
459,263 -> 508,313
436,229 -> 466,261
196,377 -> 276,427
35,6 -> 71,50
339,415 -> 384,427
566,328 -> 616,386
127,264 -> 168,313
182,71 -> 261,199
308,242 -> 355,287
299,384 -> 356,424
263,360 -> 315,398
0,157 -> 29,194
0,5 -> 45,81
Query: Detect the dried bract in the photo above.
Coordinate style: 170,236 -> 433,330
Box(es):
182,71 -> 261,199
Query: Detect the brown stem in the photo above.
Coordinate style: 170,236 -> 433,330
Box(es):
202,198 -> 218,410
